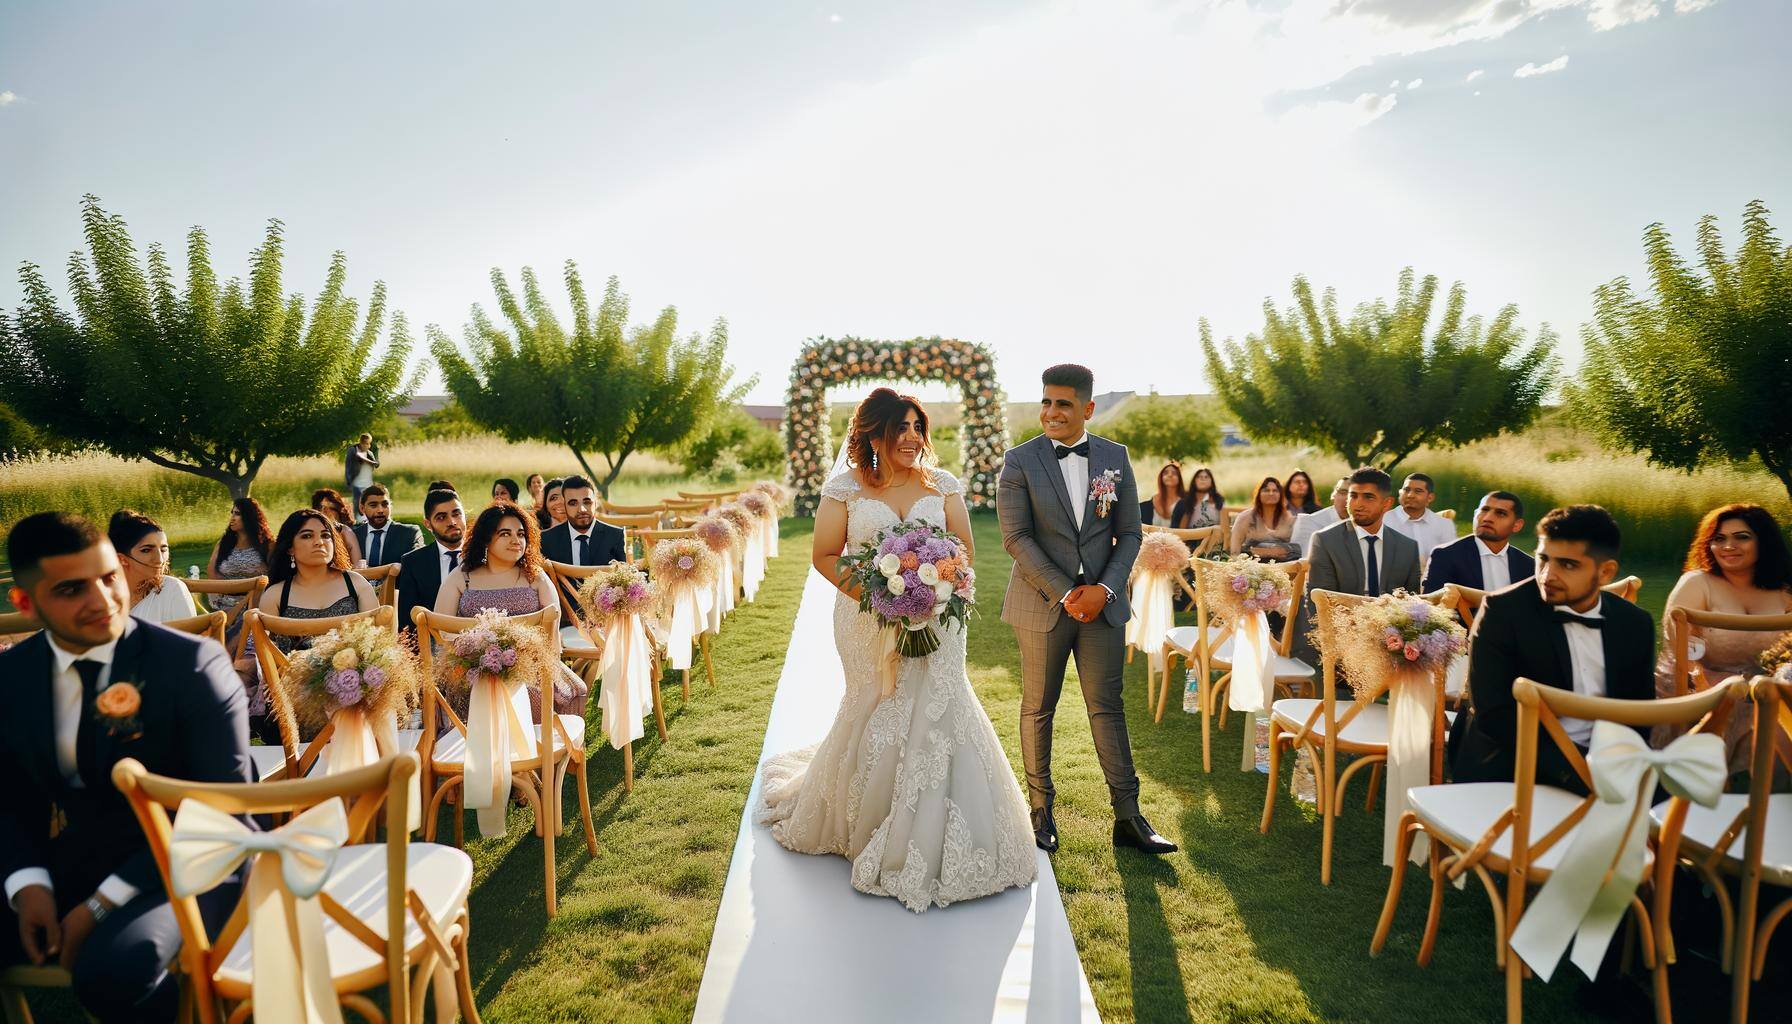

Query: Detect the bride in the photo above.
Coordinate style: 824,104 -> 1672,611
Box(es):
759,387 -> 1037,912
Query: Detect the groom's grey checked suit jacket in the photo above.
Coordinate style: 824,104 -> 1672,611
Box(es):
997,433 -> 1144,818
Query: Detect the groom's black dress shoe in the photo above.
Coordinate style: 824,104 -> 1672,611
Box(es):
1113,815 -> 1177,855
1032,807 -> 1059,853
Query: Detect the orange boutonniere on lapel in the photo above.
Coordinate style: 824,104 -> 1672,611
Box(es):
93,680 -> 144,739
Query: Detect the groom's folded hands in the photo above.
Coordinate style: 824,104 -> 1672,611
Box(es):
1061,585 -> 1107,622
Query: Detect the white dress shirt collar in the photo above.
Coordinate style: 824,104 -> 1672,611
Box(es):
1352,521 -> 1384,541
1472,537 -> 1502,559
1053,432 -> 1090,453
49,633 -> 120,676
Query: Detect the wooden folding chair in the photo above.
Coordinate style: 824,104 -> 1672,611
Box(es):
246,606 -> 405,785
1261,588 -> 1460,884
662,497 -> 714,515
186,576 -> 269,660
1371,677 -> 1740,1024
1141,523 -> 1222,557
163,610 -> 229,646
1131,525 -> 1219,685
599,500 -> 665,516
113,753 -> 480,1024
1668,607 -> 1792,697
1161,559 -> 1316,765
553,562 -> 670,783
0,966 -> 74,1024
598,513 -> 664,564
413,607 -> 597,917
1715,676 -> 1792,1023
638,528 -> 715,696
678,489 -> 740,502
359,562 -> 400,607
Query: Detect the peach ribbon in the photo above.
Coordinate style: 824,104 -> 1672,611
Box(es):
762,512 -> 780,559
320,708 -> 420,832
663,585 -> 703,671
1229,611 -> 1273,771
598,613 -> 652,749
465,669 -> 533,837
169,798 -> 350,1024
712,553 -> 738,625
1124,570 -> 1174,674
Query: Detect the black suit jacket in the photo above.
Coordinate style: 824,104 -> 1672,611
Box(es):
1420,535 -> 1533,594
396,542 -> 451,633
352,520 -> 422,568
539,521 -> 627,568
0,619 -> 254,900
1448,580 -> 1656,792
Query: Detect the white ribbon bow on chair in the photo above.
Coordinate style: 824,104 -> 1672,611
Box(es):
598,613 -> 653,749
1508,721 -> 1726,982
169,798 -> 351,1024
1229,611 -> 1273,770
465,670 -> 534,838
1124,571 -> 1174,675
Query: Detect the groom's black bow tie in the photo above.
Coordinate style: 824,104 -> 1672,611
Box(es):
1054,441 -> 1090,460
1552,610 -> 1603,629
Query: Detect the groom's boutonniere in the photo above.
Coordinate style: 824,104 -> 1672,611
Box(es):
1090,469 -> 1122,519
92,678 -> 144,740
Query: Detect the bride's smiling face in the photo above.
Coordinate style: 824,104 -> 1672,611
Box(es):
880,411 -> 926,472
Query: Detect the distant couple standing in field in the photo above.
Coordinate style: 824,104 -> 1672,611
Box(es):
758,363 -> 1175,916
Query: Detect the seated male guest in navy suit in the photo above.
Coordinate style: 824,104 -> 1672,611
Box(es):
1421,490 -> 1534,598
539,475 -> 627,605
352,483 -> 423,569
1447,505 -> 1655,792
396,489 -> 465,634
0,512 -> 255,1022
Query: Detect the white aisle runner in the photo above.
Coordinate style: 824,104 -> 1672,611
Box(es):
694,568 -> 1100,1024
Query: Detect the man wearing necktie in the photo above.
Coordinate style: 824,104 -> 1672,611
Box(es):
352,484 -> 423,568
537,475 -> 628,609
999,364 -> 1175,857
0,513 -> 254,1021
397,489 -> 466,636
1295,467 -> 1421,667
1448,505 -> 1656,791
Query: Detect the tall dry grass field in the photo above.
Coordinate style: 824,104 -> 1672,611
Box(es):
0,437 -> 721,548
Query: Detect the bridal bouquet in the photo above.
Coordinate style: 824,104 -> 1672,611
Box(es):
840,522 -> 976,661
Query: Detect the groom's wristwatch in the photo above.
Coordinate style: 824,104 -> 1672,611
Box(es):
1099,584 -> 1115,603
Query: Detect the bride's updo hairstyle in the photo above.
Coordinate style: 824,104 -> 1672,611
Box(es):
849,387 -> 938,491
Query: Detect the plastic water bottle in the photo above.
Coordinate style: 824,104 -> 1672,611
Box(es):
1183,668 -> 1201,714
187,565 -> 200,579
1253,713 -> 1272,773
1292,746 -> 1318,805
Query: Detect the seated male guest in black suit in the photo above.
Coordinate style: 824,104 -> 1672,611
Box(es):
539,475 -> 627,602
0,512 -> 255,1022
1295,467 -> 1422,664
396,489 -> 465,634
352,483 -> 423,569
1448,505 -> 1655,792
1421,490 -> 1533,598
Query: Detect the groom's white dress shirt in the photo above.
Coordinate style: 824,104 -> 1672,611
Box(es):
1054,433 -> 1088,530
5,636 -> 139,910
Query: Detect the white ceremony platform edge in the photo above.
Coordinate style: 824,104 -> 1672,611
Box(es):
693,568 -> 1100,1024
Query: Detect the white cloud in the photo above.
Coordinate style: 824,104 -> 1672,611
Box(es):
1674,0 -> 1718,11
1406,77 -> 1423,89
1465,68 -> 1484,82
0,90 -> 17,107
1587,0 -> 1661,30
1515,55 -> 1570,77
829,13 -> 842,24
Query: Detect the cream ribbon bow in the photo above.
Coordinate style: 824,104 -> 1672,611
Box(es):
1229,611 -> 1273,770
663,584 -> 702,671
1508,721 -> 1726,982
320,708 -> 420,832
169,798 -> 350,1024
597,613 -> 653,749
1124,571 -> 1174,675
465,668 -> 533,838
1382,666 -> 1436,868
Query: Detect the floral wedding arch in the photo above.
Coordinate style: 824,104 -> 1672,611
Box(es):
785,337 -> 1009,516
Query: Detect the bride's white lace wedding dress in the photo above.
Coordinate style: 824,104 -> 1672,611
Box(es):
758,469 -> 1037,913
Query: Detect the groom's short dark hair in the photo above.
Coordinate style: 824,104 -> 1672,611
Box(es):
1042,364 -> 1094,404
1537,504 -> 1621,562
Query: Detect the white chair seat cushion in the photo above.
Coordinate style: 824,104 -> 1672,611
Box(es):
430,715 -> 587,767
1163,625 -> 1221,655
1211,640 -> 1315,679
249,745 -> 288,780
213,843 -> 473,987
559,624 -> 589,648
1652,794 -> 1792,887
1407,782 -> 1637,877
1271,699 -> 1457,747
304,729 -> 426,777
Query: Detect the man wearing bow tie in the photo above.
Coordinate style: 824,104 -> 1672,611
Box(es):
1448,505 -> 1655,791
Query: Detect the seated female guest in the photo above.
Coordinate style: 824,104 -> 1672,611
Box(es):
206,497 -> 274,622
1656,503 -> 1792,766
538,476 -> 566,530
1284,470 -> 1321,515
1228,476 -> 1296,561
492,477 -> 521,505
258,509 -> 379,654
109,508 -> 195,623
526,473 -> 546,510
310,487 -> 365,567
1172,466 -> 1224,529
436,501 -> 588,717
1141,463 -> 1185,528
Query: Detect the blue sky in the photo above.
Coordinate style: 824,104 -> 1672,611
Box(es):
2,0 -> 1787,406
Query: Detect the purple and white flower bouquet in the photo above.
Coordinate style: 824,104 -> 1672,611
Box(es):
839,521 -> 976,658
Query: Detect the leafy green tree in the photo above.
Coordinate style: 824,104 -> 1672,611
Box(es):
432,264 -> 746,497
1101,395 -> 1219,463
413,398 -> 489,440
0,196 -> 419,499
1569,200 -> 1792,503
679,404 -> 784,478
1202,269 -> 1556,471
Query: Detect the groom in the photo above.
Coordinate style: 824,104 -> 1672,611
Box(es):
998,364 -> 1176,856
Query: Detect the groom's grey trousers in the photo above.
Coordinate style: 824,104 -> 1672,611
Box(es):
1015,615 -> 1140,819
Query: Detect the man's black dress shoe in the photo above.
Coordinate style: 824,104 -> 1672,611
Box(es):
1113,814 -> 1177,854
1032,807 -> 1059,853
